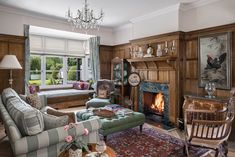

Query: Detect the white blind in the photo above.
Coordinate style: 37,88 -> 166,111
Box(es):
45,37 -> 66,51
30,35 -> 43,50
30,34 -> 87,56
68,40 -> 85,56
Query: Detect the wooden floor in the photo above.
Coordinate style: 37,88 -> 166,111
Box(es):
0,107 -> 235,157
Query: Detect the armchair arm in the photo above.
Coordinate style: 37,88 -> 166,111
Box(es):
47,108 -> 76,123
13,118 -> 101,156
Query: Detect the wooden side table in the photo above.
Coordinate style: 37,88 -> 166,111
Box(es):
59,144 -> 116,157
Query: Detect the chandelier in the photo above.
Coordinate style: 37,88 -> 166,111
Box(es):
66,0 -> 104,31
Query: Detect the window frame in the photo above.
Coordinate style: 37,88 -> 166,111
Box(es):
29,54 -> 89,87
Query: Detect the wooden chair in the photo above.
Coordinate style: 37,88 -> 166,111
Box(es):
183,92 -> 234,157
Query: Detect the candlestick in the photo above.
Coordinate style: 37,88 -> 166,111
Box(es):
164,41 -> 168,55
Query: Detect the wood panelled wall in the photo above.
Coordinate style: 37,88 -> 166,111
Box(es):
112,43 -> 131,59
183,24 -> 235,140
99,45 -> 113,79
184,24 -> 235,97
99,44 -> 131,79
100,24 -> 235,125
0,35 -> 25,94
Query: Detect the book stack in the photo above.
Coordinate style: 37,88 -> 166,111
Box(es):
116,108 -> 133,116
103,104 -> 133,116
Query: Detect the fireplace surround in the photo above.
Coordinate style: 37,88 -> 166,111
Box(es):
139,81 -> 170,125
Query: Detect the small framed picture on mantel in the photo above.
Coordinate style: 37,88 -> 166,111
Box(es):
198,32 -> 231,90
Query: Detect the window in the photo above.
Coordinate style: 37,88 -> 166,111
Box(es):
29,55 -> 87,86
67,57 -> 82,83
29,55 -> 41,85
29,33 -> 91,87
46,56 -> 63,85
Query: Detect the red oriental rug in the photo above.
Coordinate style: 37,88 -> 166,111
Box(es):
106,125 -> 209,157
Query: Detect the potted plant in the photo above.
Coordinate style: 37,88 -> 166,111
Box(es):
60,123 -> 90,157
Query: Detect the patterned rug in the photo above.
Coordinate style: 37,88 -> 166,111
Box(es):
106,125 -> 209,157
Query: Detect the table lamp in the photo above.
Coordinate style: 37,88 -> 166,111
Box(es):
0,55 -> 22,88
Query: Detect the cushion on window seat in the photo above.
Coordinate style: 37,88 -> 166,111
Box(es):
38,89 -> 94,98
26,93 -> 43,110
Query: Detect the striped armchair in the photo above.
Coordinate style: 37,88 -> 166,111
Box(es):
0,88 -> 101,157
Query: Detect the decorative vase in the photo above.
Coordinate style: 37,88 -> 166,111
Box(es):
156,44 -> 162,57
204,82 -> 216,98
69,148 -> 82,157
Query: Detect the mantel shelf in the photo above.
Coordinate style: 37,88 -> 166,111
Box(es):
127,56 -> 177,71
126,56 -> 177,63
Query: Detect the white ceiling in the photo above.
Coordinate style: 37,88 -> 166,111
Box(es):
0,0 -> 198,28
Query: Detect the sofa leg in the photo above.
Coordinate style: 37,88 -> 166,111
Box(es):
140,124 -> 143,132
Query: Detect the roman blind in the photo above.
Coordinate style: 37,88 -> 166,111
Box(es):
30,34 -> 88,57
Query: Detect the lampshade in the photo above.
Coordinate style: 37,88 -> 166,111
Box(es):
0,55 -> 22,69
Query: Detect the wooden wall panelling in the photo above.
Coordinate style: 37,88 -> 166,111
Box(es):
184,24 -> 235,141
0,42 -> 8,92
184,23 -> 235,97
169,70 -> 176,123
0,35 -> 25,94
112,43 -> 131,59
232,32 -> 235,88
185,60 -> 197,79
99,45 -> 113,79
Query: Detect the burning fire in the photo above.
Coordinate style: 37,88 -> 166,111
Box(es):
151,93 -> 164,113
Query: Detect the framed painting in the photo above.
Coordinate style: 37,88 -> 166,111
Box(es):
198,32 -> 231,89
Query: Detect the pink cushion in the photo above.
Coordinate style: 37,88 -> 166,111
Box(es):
29,85 -> 38,94
73,81 -> 90,90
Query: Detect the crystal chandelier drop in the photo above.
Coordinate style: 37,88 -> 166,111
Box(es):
66,0 -> 104,31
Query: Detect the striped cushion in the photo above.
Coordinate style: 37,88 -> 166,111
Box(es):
6,97 -> 44,136
1,88 -> 20,105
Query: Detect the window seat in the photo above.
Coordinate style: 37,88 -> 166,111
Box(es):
38,89 -> 94,109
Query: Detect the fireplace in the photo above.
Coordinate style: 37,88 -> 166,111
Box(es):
143,92 -> 165,116
139,81 -> 170,126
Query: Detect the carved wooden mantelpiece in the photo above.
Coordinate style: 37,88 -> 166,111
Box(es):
127,56 -> 177,71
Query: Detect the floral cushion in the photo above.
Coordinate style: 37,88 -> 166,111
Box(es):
28,85 -> 39,94
26,93 -> 43,110
73,81 -> 90,90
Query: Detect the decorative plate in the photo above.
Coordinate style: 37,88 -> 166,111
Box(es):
128,72 -> 141,87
